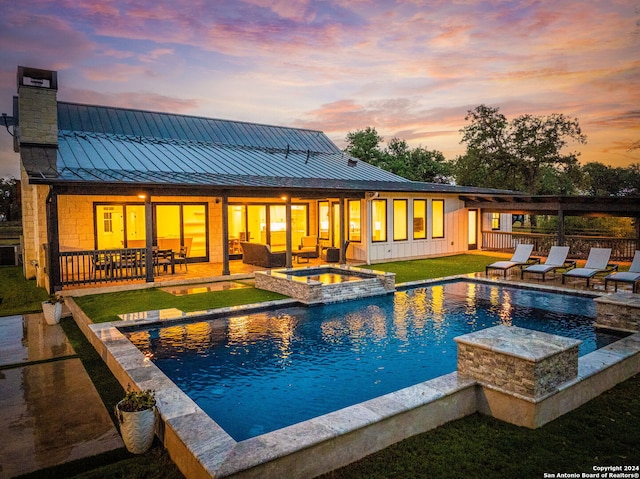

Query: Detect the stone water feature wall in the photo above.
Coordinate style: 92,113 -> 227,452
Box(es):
455,325 -> 582,428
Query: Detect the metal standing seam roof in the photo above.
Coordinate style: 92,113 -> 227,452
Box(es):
39,102 -> 412,188
21,101 -> 517,195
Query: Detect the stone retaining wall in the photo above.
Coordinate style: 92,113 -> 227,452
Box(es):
595,292 -> 640,333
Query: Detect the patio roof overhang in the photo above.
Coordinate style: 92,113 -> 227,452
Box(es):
461,194 -> 640,217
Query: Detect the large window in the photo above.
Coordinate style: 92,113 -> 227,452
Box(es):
229,202 -> 308,251
432,199 -> 445,239
95,204 -> 145,250
393,199 -> 408,241
413,200 -> 426,239
155,203 -> 208,258
348,200 -> 361,242
371,199 -> 387,242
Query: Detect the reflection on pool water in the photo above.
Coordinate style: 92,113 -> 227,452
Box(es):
126,280 -> 621,441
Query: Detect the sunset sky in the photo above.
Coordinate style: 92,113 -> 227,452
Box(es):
1,0 -> 638,179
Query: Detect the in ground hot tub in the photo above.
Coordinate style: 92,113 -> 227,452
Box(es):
254,265 -> 395,304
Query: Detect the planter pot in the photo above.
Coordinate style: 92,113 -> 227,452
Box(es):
42,301 -> 63,325
115,401 -> 156,454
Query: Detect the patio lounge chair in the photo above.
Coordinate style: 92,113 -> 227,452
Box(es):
604,250 -> 640,293
521,246 -> 576,281
485,244 -> 536,277
562,247 -> 617,288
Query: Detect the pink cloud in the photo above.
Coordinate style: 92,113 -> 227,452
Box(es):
0,9 -> 95,71
82,64 -> 155,82
62,87 -> 200,113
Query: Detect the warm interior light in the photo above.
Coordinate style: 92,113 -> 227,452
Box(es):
138,194 -> 146,199
281,196 -> 288,200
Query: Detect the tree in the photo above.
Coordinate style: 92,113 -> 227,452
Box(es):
455,105 -> 587,195
344,129 -> 452,183
344,127 -> 384,164
0,178 -> 20,222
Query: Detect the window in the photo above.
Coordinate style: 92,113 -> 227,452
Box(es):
393,199 -> 408,241
348,200 -> 361,242
371,199 -> 387,242
413,200 -> 426,239
95,204 -> 145,250
103,210 -> 113,233
229,202 -> 308,249
318,201 -> 329,240
432,199 -> 444,239
491,213 -> 501,230
155,203 -> 208,258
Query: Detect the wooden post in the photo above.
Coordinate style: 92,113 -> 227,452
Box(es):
557,206 -> 565,247
285,196 -> 292,268
145,194 -> 154,282
339,196 -> 346,264
222,194 -> 230,276
46,187 -> 61,293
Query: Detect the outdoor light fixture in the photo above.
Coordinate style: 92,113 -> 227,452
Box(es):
137,194 -> 146,199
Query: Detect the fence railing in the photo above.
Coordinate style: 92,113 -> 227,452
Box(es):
59,248 -> 147,286
481,231 -> 637,261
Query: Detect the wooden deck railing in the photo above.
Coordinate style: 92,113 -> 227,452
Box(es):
59,248 -> 147,286
481,231 -> 637,261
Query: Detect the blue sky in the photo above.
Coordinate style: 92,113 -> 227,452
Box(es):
1,0 -> 638,178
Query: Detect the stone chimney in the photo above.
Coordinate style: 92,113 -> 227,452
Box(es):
16,66 -> 58,148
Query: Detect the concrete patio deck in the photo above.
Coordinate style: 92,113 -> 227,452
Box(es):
0,313 -> 123,479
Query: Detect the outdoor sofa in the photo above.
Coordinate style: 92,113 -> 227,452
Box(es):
240,242 -> 286,268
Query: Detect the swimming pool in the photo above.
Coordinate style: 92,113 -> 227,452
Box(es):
126,280 -> 621,441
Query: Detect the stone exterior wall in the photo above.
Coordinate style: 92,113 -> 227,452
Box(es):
595,294 -> 640,333
20,167 -> 49,286
17,86 -> 58,145
17,78 -> 58,288
455,325 -> 580,399
457,342 -> 579,398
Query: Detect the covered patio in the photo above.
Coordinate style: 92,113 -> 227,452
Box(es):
462,195 -> 640,261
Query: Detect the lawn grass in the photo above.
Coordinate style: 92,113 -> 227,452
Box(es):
370,253 -> 504,283
0,265 -> 49,316
74,285 -> 287,323
320,373 -> 640,478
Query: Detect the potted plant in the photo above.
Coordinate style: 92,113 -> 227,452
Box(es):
115,387 -> 157,454
42,293 -> 64,325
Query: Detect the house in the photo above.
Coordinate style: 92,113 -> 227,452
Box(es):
10,66 -> 518,292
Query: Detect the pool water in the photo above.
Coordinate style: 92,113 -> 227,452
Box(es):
126,280 -> 621,441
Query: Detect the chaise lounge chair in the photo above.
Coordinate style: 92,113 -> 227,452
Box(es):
521,246 -> 575,281
562,247 -> 617,288
485,244 -> 536,278
604,250 -> 640,293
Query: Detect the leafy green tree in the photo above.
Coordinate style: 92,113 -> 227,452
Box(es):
455,105 -> 586,195
581,162 -> 625,196
0,177 -> 20,222
344,130 -> 452,183
344,127 -> 384,164
622,163 -> 640,195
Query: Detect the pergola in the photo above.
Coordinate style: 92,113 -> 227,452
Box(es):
461,195 -> 640,259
